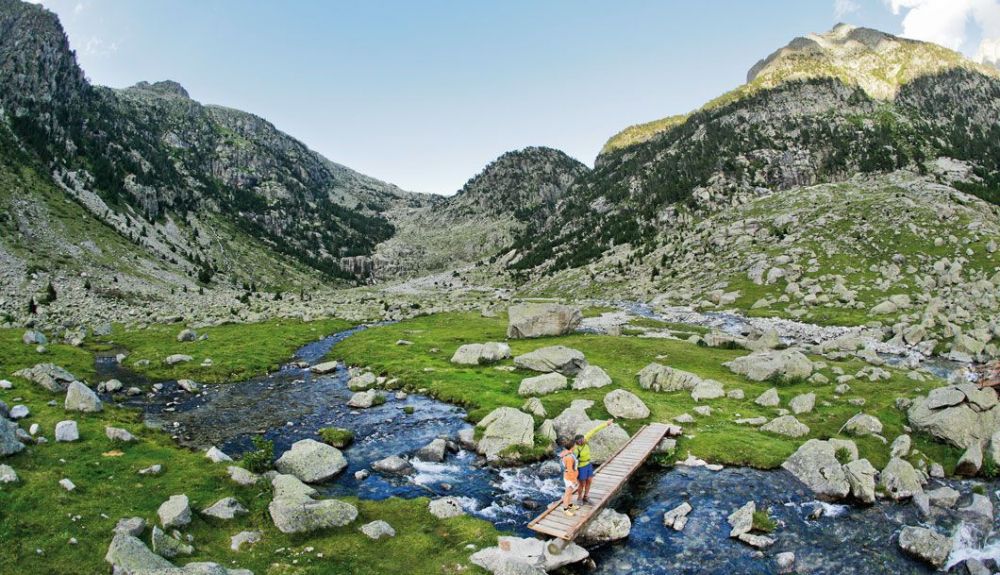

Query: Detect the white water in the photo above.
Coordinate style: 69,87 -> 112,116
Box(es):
946,522 -> 1000,570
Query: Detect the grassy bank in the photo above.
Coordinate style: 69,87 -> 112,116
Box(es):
95,317 -> 354,384
332,312 -> 960,471
0,327 -> 497,575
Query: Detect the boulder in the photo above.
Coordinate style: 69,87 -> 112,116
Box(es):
311,360 -> 339,374
13,363 -> 77,392
226,466 -> 259,486
347,372 -> 377,391
843,458 -> 877,504
429,497 -> 466,519
415,438 -> 448,462
926,486 -> 960,508
360,520 -> 396,540
275,439 -> 348,483
55,420 -> 79,442
754,388 -> 780,407
572,365 -> 613,390
724,349 -> 813,382
0,418 -> 25,456
205,446 -> 232,463
105,534 -> 176,574
476,407 -> 534,459
164,354 -> 193,366
106,426 -> 136,442
637,363 -> 702,392
230,530 -> 262,552
514,346 -> 587,375
114,517 -> 146,537
789,393 -> 815,415
451,342 -> 512,365
662,502 -> 692,531
176,329 -> 197,342
879,458 -> 923,500
518,373 -> 568,397
268,474 -> 358,533
151,525 -> 193,558
506,303 -> 582,339
577,509 -> 631,545
551,406 -> 628,464
897,526 -> 952,568
470,536 -> 588,573
522,397 -> 546,418
956,441 -> 984,476
177,379 -> 199,393
959,493 -> 994,526
538,419 -> 557,442
22,329 -> 47,345
157,494 -> 191,528
843,413 -> 882,436
0,464 -> 17,483
890,435 -> 912,458
9,405 -> 28,419
760,415 -> 809,437
603,389 -> 649,419
727,501 -> 754,537
372,455 -> 413,475
691,380 -> 725,401
908,387 -> 1000,449
202,497 -> 248,520
781,439 -> 854,499
347,389 -> 382,408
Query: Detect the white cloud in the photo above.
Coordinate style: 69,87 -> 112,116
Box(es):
884,0 -> 1000,62
82,36 -> 118,56
978,36 -> 1000,64
834,0 -> 861,19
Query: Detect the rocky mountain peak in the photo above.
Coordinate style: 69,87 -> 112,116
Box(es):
127,80 -> 191,99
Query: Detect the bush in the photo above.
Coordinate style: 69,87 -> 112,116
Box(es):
752,508 -> 776,533
834,447 -> 853,465
241,435 -> 274,473
981,456 -> 999,479
318,427 -> 354,448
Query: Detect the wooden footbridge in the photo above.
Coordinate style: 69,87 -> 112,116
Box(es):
527,422 -> 672,547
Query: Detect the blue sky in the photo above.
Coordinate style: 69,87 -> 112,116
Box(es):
31,0 -> 1000,195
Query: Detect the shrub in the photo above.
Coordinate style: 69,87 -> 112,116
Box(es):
241,435 -> 274,473
318,427 -> 354,448
752,508 -> 777,533
834,447 -> 853,464
981,456 -> 998,479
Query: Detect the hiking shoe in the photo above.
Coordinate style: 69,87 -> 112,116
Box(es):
562,507 -> 576,517
569,503 -> 582,510
581,497 -> 591,504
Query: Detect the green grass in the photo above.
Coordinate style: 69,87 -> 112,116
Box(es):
318,428 -> 355,449
96,317 -> 353,383
0,327 -> 498,575
332,312 -> 961,470
752,508 -> 777,533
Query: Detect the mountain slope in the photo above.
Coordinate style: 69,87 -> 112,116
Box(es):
510,24 -> 1000,274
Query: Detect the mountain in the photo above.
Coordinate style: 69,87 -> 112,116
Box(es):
369,147 -> 588,278
509,24 -> 1000,274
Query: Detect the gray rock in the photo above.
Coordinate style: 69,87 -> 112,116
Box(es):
956,441 -> 983,476
275,438 -> 348,483
176,329 -> 197,342
603,389 -> 649,419
890,435 -> 912,458
59,478 -> 76,491
347,372 -> 377,391
202,497 -> 247,520
662,502 -> 692,531
372,455 -> 413,475
268,474 -> 358,533
164,354 -> 193,366
177,379 -> 199,393
781,439 -> 855,499
428,497 -> 466,519
0,464 -> 18,483
761,415 -> 809,437
907,390 -> 1000,449
518,373 -> 568,397
522,397 -> 546,418
0,418 -> 25,456
451,342 -> 512,365
514,346 -> 587,375
727,501 -> 754,537
22,329 -> 47,345
13,363 -> 77,392
897,526 -> 952,568
151,525 -> 193,558
789,393 -> 816,415
879,458 -> 923,500
959,493 -> 994,526
114,517 -> 146,537
360,520 -> 396,540
754,388 -> 780,407
105,534 -> 176,573
776,551 -> 796,574
9,405 -> 29,419
738,532 -> 774,548
55,420 -> 79,442
578,508 -> 631,545
64,381 -> 102,413
691,380 -> 725,401
138,464 -> 162,476
843,413 -> 882,436
926,486 -> 960,508
157,494 -> 191,528
470,536 -> 587,573
476,407 -> 534,459
105,426 -> 136,442
725,349 -> 813,381
310,360 -> 339,374
572,365 -> 613,390
538,419 -> 557,442
415,438 -> 448,462
347,389 -> 382,408
506,303 -> 582,339
230,530 -> 261,551
204,446 -> 232,463
844,458 -> 877,504
637,363 -> 702,392
550,406 -> 628,464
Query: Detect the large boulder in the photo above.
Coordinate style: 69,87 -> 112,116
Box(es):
760,415 -> 809,437
275,439 -> 348,483
603,389 -> 649,419
429,497 -> 467,519
691,380 -> 725,401
202,497 -> 248,520
843,458 -> 877,504
781,439 -> 856,499
476,407 -> 534,459
0,418 -> 25,457
451,342 -> 512,365
637,363 -> 702,392
879,457 -> 923,500
577,508 -> 631,545
572,365 -> 613,390
518,373 -> 568,397
347,389 -> 382,408
551,406 -> 628,464
157,495 -> 191,529
897,526 -> 952,568
724,349 -> 813,382
65,381 -> 102,412
514,346 -> 587,375
908,386 -> 1000,449
842,413 -> 882,436
13,363 -> 77,392
506,303 -> 582,339
268,474 -> 358,533
470,536 -> 588,573
105,534 -> 177,574
372,455 -> 414,475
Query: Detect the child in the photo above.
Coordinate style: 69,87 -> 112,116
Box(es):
559,437 -> 581,516
574,419 -> 614,504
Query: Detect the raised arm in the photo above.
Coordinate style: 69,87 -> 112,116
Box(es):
583,419 -> 614,442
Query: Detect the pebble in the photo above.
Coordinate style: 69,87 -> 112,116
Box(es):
59,478 -> 76,491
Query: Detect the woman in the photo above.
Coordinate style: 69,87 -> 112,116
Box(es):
574,418 -> 615,504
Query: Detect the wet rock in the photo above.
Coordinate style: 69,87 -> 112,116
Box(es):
347,372 -> 377,391
518,373 -> 568,397
202,497 -> 248,520
925,486 -> 960,508
476,407 -> 534,459
572,365 -> 613,390
603,389 -> 649,419
64,381 -> 102,412
205,446 -> 232,463
177,379 -> 199,393
691,380 -> 725,401
724,349 -> 813,381
451,342 -> 512,365
727,501 -> 754,537
226,466 -> 259,486
415,438 -> 448,462
781,439 -> 854,499
514,346 -> 587,376
429,497 -> 466,519
578,508 -> 631,545
776,551 -> 795,574
738,532 -> 774,548
0,418 -> 25,456
275,438 -> 348,483
637,363 -> 702,392
268,474 -> 357,533
310,360 -> 339,374
897,526 -> 952,568
230,530 -> 261,551
761,415 -> 809,437
879,458 -> 923,500
754,388 -> 780,407
843,413 -> 882,436
151,525 -> 193,558
158,494 -> 191,528
959,493 -> 994,526
843,458 -> 877,504
347,389 -> 382,408
470,536 -> 588,573
55,420 -> 78,442
360,520 -> 396,540
789,393 -> 815,415
13,363 -> 77,392
662,502 -> 692,531
507,303 -> 582,339
372,455 -> 413,475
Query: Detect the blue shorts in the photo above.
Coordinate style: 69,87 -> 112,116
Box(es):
578,464 -> 594,481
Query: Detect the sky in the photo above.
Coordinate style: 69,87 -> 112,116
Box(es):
27,0 -> 1000,195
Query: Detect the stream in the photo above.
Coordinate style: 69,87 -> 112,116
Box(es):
95,326 -> 999,574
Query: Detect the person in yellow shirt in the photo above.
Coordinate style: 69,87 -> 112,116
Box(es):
573,419 -> 614,504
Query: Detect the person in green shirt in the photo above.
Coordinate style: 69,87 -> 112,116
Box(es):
573,419 -> 614,504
